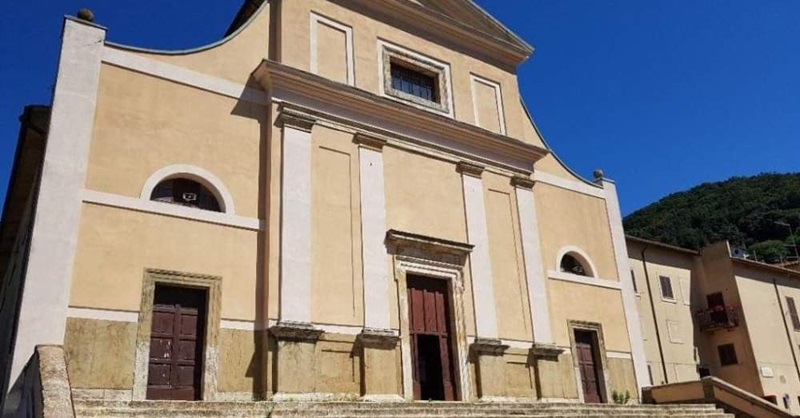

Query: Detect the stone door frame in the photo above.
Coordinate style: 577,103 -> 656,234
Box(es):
395,258 -> 471,401
568,320 -> 611,404
132,269 -> 222,401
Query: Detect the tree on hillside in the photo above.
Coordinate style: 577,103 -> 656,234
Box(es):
623,173 -> 800,263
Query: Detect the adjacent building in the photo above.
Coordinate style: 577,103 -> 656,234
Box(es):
1,0 -> 648,410
629,236 -> 800,414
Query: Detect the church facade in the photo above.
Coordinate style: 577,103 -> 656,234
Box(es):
0,0 -> 647,405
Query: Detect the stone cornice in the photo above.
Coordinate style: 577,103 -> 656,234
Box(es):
531,343 -> 565,359
254,60 -> 547,174
330,0 -> 531,69
511,174 -> 535,190
353,133 -> 387,152
456,161 -> 485,178
358,328 -> 400,349
276,107 -> 316,133
470,338 -> 509,356
386,230 -> 474,258
269,321 -> 324,342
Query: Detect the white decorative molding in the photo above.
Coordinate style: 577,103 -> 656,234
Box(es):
606,351 -> 633,360
458,166 -> 499,339
82,190 -> 261,231
67,307 -> 139,323
470,74 -> 507,135
279,119 -> 314,323
310,13 -> 355,86
102,46 -> 269,105
600,179 -> 649,392
315,323 -> 365,335
377,39 -> 455,118
466,336 -> 531,350
140,164 -> 237,214
356,139 -> 391,331
555,245 -> 599,278
11,18 -> 106,384
534,171 -> 606,199
513,179 -> 554,344
220,319 -> 262,331
547,270 -> 622,291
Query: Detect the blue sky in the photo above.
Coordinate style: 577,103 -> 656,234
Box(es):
1,1 -> 798,216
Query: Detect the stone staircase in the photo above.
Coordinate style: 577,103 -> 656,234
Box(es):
74,400 -> 734,418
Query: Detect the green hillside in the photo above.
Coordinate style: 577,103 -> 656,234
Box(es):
623,173 -> 800,263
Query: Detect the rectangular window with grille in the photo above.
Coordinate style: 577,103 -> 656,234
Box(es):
390,63 -> 438,103
718,343 -> 738,366
787,297 -> 800,331
659,275 -> 674,300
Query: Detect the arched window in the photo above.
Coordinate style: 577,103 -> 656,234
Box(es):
150,178 -> 221,212
560,253 -> 589,276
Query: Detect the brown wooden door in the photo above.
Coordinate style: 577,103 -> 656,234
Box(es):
407,276 -> 456,401
147,286 -> 207,401
575,330 -> 603,404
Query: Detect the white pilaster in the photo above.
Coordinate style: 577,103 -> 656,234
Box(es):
600,177 -> 649,392
354,134 -> 391,331
458,162 -> 498,339
512,176 -> 554,344
278,112 -> 316,324
10,17 -> 106,385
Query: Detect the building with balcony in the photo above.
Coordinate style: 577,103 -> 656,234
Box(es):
628,236 -> 800,414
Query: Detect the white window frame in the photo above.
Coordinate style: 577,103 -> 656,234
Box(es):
377,39 -> 454,117
659,275 -> 677,303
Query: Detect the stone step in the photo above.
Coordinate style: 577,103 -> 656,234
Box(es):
73,400 -> 733,418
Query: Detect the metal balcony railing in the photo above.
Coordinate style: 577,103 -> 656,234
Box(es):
696,305 -> 740,332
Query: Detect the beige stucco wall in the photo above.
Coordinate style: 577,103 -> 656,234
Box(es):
87,64 -> 266,219
735,266 -> 800,412
383,146 -> 474,334
628,241 -> 700,386
315,335 -> 362,395
698,243 -> 762,395
608,358 -> 639,399
310,126 -> 364,327
217,329 -> 260,395
64,318 -> 137,390
131,3 -> 271,86
536,183 -> 617,280
548,280 -> 630,352
483,172 -> 532,341
278,0 -> 531,143
71,204 -> 259,321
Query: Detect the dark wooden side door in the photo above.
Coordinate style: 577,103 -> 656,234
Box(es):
407,276 -> 456,401
147,285 -> 207,401
575,330 -> 603,404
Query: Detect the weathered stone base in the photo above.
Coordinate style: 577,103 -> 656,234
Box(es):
359,329 -> 402,400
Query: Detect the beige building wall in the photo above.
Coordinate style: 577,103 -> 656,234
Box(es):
734,264 -> 800,413
627,240 -> 699,386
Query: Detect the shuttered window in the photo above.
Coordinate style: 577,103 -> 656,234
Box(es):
787,297 -> 800,331
659,276 -> 675,300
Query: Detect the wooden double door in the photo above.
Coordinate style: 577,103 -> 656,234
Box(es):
407,276 -> 457,401
575,330 -> 604,403
147,285 -> 207,401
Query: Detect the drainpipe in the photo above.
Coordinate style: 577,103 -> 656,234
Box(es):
641,245 -> 669,384
773,279 -> 800,388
